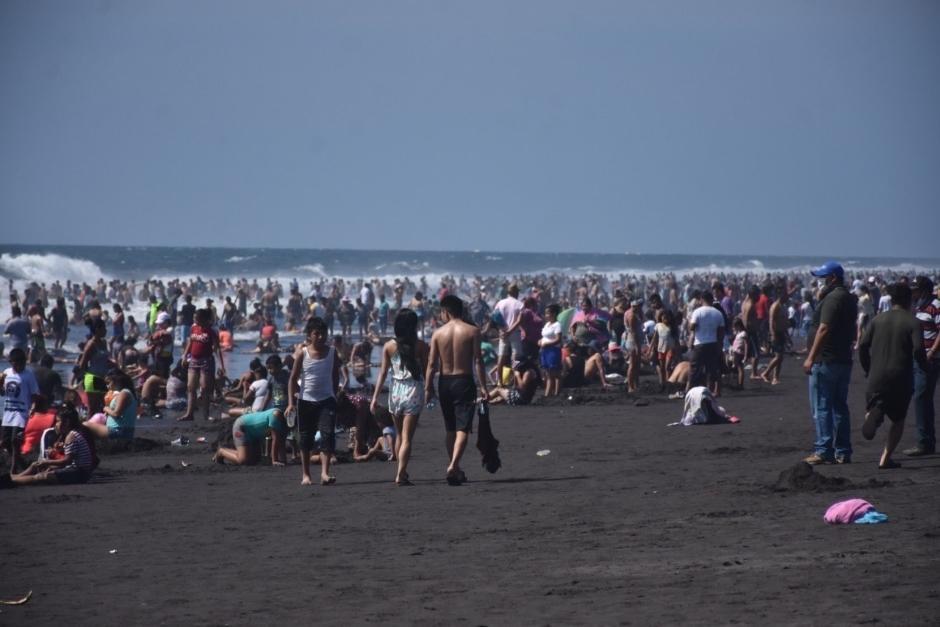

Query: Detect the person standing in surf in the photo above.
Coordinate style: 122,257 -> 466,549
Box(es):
425,296 -> 488,485
286,317 -> 342,486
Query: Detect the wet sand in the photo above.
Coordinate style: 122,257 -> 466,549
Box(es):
3,355 -> 939,625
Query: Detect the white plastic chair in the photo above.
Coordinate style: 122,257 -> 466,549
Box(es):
38,428 -> 57,460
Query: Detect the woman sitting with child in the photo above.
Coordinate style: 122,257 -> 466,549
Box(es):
9,403 -> 98,486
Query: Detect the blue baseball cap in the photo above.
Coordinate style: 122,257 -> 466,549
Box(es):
810,261 -> 844,279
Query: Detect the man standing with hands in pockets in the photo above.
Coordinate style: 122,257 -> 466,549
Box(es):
425,296 -> 488,486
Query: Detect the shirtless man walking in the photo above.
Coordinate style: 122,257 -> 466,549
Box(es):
425,295 -> 488,485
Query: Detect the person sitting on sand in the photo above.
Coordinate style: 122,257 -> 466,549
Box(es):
213,408 -> 287,466
19,398 -> 56,463
8,403 -> 97,486
84,369 -> 138,442
341,390 -> 395,463
224,358 -> 263,403
140,360 -> 187,418
561,341 -> 609,391
489,357 -> 540,406
225,364 -> 269,419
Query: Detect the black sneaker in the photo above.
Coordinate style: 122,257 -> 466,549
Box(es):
903,446 -> 935,457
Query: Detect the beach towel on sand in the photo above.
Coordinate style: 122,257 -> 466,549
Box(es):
680,387 -> 731,426
823,499 -> 887,524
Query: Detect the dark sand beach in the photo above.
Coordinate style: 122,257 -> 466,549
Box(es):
3,356 -> 939,625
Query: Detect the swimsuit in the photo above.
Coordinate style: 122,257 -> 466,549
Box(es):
438,374 -> 476,432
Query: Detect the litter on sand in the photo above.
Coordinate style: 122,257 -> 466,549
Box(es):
537,449 -> 551,457
109,549 -> 117,554
196,437 -> 207,443
180,461 -> 190,468
0,591 -> 31,605
171,436 -> 190,446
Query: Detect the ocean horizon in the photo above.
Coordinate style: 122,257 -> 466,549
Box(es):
1,244 -> 938,287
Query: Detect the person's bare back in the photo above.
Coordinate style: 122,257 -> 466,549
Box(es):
431,318 -> 479,376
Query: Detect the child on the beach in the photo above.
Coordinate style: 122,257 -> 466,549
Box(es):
287,317 -> 342,486
650,310 -> 677,391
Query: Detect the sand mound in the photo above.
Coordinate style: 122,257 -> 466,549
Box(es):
772,462 -> 851,492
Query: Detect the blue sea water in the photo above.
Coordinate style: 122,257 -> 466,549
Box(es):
1,244 -> 937,286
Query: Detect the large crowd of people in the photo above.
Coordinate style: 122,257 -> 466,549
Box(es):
2,261 -> 938,489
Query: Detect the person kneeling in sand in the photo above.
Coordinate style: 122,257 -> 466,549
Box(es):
213,408 -> 287,466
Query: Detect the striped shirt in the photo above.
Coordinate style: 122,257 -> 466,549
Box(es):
64,430 -> 94,470
915,298 -> 940,356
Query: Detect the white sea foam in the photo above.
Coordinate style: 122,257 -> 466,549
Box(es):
225,255 -> 256,263
0,253 -> 107,285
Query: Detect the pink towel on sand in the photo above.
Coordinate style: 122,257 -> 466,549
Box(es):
824,499 -> 874,524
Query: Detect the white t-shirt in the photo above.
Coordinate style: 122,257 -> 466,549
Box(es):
878,295 -> 892,314
249,379 -> 270,412
689,306 -> 724,345
360,286 -> 374,307
493,296 -> 524,331
2,367 -> 39,428
541,321 -> 561,343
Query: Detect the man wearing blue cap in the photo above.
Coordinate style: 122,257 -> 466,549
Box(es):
802,261 -> 858,464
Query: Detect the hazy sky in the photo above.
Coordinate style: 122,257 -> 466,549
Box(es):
1,0 -> 937,257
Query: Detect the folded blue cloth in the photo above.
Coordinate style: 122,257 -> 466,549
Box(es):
854,510 -> 889,524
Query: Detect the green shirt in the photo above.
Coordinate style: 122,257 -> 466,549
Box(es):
240,409 -> 286,443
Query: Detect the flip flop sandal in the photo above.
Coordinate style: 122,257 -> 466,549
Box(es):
878,460 -> 901,470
